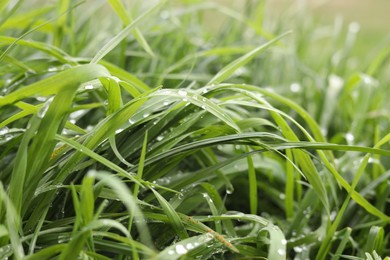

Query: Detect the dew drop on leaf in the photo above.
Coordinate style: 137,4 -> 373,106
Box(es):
178,90 -> 187,97
175,244 -> 187,254
277,249 -> 285,256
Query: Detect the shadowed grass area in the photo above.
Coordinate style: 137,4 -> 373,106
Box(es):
0,0 -> 389,259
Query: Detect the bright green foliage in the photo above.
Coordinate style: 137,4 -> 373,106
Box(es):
0,0 -> 389,259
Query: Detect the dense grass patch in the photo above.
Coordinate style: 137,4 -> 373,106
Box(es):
0,0 -> 389,259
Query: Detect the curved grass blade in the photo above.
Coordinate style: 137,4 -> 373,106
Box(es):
25,244 -> 66,260
207,32 -> 290,85
200,183 -> 236,237
99,60 -> 150,91
107,0 -> 155,57
0,183 -> 24,259
88,171 -> 154,248
0,64 -> 110,107
90,0 -> 166,64
59,218 -> 131,260
151,188 -> 189,240
55,135 -> 141,185
260,223 -> 287,260
200,192 -> 222,234
152,89 -> 240,132
365,226 -> 384,255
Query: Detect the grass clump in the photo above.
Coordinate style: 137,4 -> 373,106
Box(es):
0,0 -> 390,259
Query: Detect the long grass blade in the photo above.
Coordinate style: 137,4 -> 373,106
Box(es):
90,0 -> 165,64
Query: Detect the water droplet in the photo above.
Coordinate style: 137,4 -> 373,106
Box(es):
58,234 -> 68,243
129,119 -> 135,124
226,187 -> 234,195
168,250 -> 175,255
320,127 -> 328,137
202,88 -> 209,94
290,83 -> 301,93
345,132 -> 354,144
329,74 -> 344,91
330,211 -> 337,221
84,84 -> 94,90
156,135 -> 164,141
160,11 -> 169,19
143,113 -> 150,118
163,101 -> 170,106
175,244 -> 187,254
115,128 -> 124,134
61,64 -> 72,70
112,76 -> 120,83
0,127 -> 9,135
281,239 -> 287,245
277,249 -> 285,256
186,243 -> 194,250
48,67 -> 57,72
36,96 -> 47,102
349,22 -> 360,33
183,98 -> 188,102
279,193 -> 286,200
201,105 -> 206,109
294,246 -> 303,253
37,97 -> 54,118
178,90 -> 187,97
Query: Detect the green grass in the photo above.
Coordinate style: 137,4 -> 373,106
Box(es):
0,0 -> 390,259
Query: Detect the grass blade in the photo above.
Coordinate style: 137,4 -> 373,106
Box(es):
107,0 -> 155,56
151,188 -> 189,240
207,32 -> 290,85
90,0 -> 166,64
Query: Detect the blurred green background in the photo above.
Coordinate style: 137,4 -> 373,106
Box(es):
214,0 -> 389,54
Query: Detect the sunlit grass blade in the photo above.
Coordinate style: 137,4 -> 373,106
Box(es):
261,223 -> 287,260
0,64 -> 110,107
